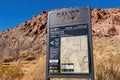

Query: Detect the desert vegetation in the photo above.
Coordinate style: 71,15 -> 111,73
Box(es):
0,39 -> 120,80
0,63 -> 23,80
0,8 -> 120,80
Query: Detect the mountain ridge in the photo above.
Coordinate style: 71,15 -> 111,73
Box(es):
0,8 -> 120,62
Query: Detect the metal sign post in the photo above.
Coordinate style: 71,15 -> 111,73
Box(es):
46,6 -> 94,80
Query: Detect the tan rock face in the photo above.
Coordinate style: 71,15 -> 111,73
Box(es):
91,8 -> 106,24
0,11 -> 48,60
0,8 -> 120,61
92,8 -> 120,37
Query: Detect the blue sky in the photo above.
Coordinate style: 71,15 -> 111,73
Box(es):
0,0 -> 120,32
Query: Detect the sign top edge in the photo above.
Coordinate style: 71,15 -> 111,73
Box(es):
48,6 -> 90,14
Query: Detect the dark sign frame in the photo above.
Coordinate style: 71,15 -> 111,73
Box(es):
46,6 -> 94,80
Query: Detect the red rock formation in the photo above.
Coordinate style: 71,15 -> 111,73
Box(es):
0,8 -> 120,61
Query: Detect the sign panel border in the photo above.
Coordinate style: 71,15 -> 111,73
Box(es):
46,6 -> 94,80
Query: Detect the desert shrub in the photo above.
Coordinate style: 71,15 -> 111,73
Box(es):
25,54 -> 36,61
3,56 -> 14,62
19,51 -> 28,58
19,52 -> 43,61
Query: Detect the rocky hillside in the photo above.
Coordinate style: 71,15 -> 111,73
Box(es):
92,8 -> 120,37
92,8 -> 120,60
0,11 -> 48,62
0,8 -> 120,62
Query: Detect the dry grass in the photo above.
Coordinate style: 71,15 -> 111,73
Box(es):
0,36 -> 120,80
23,55 -> 46,80
95,60 -> 120,80
0,54 -> 120,80
93,36 -> 120,80
0,64 -> 23,80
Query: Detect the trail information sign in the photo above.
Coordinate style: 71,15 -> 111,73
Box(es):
46,6 -> 94,80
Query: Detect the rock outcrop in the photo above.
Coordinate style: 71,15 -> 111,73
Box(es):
0,11 -> 47,61
0,8 -> 120,62
92,8 -> 120,37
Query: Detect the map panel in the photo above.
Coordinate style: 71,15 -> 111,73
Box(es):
60,36 -> 89,74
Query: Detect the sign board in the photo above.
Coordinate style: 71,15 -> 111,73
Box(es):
46,6 -> 94,80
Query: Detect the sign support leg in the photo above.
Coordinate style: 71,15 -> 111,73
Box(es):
46,77 -> 50,80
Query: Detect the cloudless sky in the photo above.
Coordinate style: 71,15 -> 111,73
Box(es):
0,0 -> 120,31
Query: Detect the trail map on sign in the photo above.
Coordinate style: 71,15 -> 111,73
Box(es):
60,35 -> 89,74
